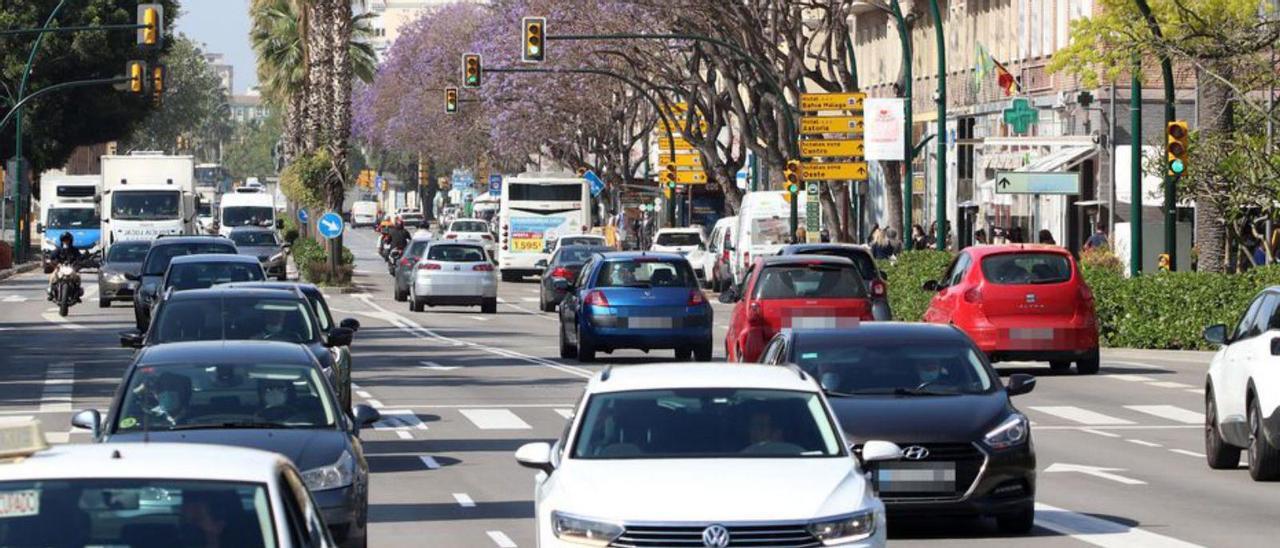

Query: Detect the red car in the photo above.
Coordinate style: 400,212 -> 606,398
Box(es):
721,255 -> 873,362
922,244 -> 1100,374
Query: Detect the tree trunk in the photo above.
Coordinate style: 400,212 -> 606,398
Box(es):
881,161 -> 904,242
303,1 -> 331,155
1195,63 -> 1234,273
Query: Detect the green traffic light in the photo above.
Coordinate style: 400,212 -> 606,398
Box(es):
788,184 -> 798,193
1170,159 -> 1185,175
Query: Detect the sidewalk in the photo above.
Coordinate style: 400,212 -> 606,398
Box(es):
0,262 -> 40,283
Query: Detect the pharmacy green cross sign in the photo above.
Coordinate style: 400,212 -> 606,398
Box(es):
1003,98 -> 1039,134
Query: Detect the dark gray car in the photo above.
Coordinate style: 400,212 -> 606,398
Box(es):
229,226 -> 289,280
132,236 -> 238,330
393,234 -> 433,302
98,240 -> 150,308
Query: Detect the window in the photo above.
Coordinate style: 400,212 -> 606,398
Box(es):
144,244 -> 237,275
571,389 -> 842,459
426,245 -> 486,262
507,183 -> 583,202
795,341 -> 996,395
112,191 -> 180,220
559,236 -> 604,247
797,248 -> 878,281
595,259 -> 696,288
943,253 -> 972,287
165,262 -> 265,291
555,247 -> 602,265
150,297 -> 315,344
751,217 -> 791,246
656,232 -> 703,247
46,208 -> 99,229
230,231 -> 279,247
106,241 -> 150,263
450,221 -> 489,233
406,241 -> 430,260
762,337 -> 787,364
754,264 -> 867,299
1241,294 -> 1278,339
707,228 -> 722,253
980,253 -> 1073,285
307,294 -> 333,332
223,207 -> 275,228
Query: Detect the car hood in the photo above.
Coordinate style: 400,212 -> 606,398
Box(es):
101,262 -> 142,276
237,246 -> 280,259
829,393 -> 1010,444
551,458 -> 868,522
108,428 -> 350,471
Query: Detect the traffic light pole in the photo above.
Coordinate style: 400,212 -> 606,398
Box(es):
0,77 -> 133,131
1130,57 -> 1143,278
1133,0 -> 1177,271
928,0 -> 947,251
888,0 -> 915,250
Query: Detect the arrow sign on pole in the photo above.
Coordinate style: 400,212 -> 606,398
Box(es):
317,211 -> 345,240
1044,463 -> 1146,485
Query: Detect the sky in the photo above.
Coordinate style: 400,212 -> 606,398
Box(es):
175,0 -> 257,94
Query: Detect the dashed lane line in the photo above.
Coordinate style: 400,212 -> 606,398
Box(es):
1030,406 -> 1135,426
554,408 -> 574,419
452,493 -> 476,508
419,456 -> 441,470
1125,405 -> 1203,424
486,531 -> 518,548
1080,428 -> 1121,438
1127,439 -> 1162,448
459,409 -> 532,430
1169,449 -> 1206,458
39,362 -> 74,413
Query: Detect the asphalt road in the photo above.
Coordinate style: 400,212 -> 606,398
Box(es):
1,227 -> 1277,547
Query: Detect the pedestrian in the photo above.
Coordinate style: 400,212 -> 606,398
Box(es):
871,228 -> 894,260
911,224 -> 928,250
1084,226 -> 1108,251
885,228 -> 902,257
975,228 -> 987,245
1038,229 -> 1056,246
1008,226 -> 1024,244
794,227 -> 807,244
867,224 -> 880,245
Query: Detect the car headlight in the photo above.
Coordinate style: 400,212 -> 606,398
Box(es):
105,272 -> 127,284
984,413 -> 1030,450
301,450 -> 354,491
550,511 -> 623,546
808,510 -> 877,545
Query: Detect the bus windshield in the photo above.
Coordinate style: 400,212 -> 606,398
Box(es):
47,208 -> 99,229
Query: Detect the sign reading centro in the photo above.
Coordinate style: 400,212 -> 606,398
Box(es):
800,139 -> 865,158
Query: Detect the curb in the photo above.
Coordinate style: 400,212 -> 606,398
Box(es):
0,262 -> 41,283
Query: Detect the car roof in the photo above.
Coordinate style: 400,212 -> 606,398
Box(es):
166,286 -> 307,301
561,234 -> 606,239
411,232 -> 435,241
713,216 -> 738,227
168,253 -> 262,265
218,281 -> 321,296
758,254 -> 855,267
587,363 -> 819,394
136,340 -> 315,366
784,323 -> 971,346
152,236 -> 235,246
228,226 -> 275,234
965,244 -> 1071,258
598,251 -> 687,261
780,243 -> 872,256
657,227 -> 703,233
449,218 -> 485,224
427,240 -> 484,248
0,442 -> 289,483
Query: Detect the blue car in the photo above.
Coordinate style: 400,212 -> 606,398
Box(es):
556,251 -> 713,362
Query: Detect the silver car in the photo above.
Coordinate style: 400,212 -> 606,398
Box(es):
98,240 -> 150,308
409,242 -> 497,314
228,226 -> 289,281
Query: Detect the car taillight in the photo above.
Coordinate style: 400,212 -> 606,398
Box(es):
473,264 -> 494,271
964,287 -> 983,304
583,290 -> 610,307
721,250 -> 729,262
688,290 -> 706,306
748,302 -> 765,325
421,263 -> 442,270
551,267 -> 571,279
870,279 -> 887,297
1079,284 -> 1094,304
501,244 -> 508,250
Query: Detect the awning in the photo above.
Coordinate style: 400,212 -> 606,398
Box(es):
1017,146 -> 1097,172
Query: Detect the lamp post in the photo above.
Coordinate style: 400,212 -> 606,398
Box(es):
1133,0 -> 1177,270
888,0 -> 915,248
928,0 -> 947,250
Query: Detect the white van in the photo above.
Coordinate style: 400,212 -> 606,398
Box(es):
351,201 -> 378,227
731,191 -> 806,284
218,186 -> 277,236
704,216 -> 737,291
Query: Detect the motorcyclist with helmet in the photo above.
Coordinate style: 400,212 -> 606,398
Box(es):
47,232 -> 84,303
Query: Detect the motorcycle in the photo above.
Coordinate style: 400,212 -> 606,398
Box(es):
387,247 -> 403,276
49,259 -> 86,317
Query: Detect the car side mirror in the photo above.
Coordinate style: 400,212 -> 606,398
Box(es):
1203,324 -> 1228,346
1006,374 -> 1036,396
326,327 -> 354,347
340,318 -> 360,332
119,330 -> 145,349
535,259 -> 548,269
515,441 -> 555,474
1271,337 -> 1280,357
860,440 -> 902,463
352,404 -> 381,429
71,409 -> 102,439
921,280 -> 940,291
718,286 -> 739,303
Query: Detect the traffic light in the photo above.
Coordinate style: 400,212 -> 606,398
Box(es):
523,17 -> 546,63
784,160 -> 802,188
126,61 -> 147,94
665,163 -> 677,184
137,4 -> 164,48
151,63 -> 166,104
1166,120 -> 1189,176
463,53 -> 482,88
445,87 -> 458,114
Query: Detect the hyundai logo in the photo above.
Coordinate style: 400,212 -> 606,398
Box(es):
701,524 -> 730,547
902,445 -> 930,460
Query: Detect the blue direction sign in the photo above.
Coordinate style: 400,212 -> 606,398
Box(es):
374,175 -> 384,193
297,208 -> 309,224
583,170 -> 605,197
488,174 -> 502,196
317,211 -> 345,239
994,171 -> 1081,195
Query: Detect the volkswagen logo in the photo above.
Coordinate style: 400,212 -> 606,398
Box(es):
701,524 -> 731,547
902,445 -> 930,461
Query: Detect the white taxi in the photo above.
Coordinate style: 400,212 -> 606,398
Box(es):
515,364 -> 899,547
410,241 -> 498,314
0,420 -> 336,547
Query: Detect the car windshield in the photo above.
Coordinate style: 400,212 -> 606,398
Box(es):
796,248 -> 877,281
573,388 -> 842,459
596,259 -> 696,288
150,297 -> 316,344
755,264 -> 867,299
426,244 -> 486,262
106,242 -> 150,263
981,253 -> 1072,285
556,246 -> 605,265
559,236 -> 603,247
112,191 -> 180,221
144,244 -> 237,276
165,262 -> 265,291
115,361 -> 336,431
656,232 -> 702,247
196,202 -> 213,216
796,341 -> 996,396
0,479 -> 273,547
222,207 -> 274,228
751,217 -> 791,246
47,208 -> 99,229
451,221 -> 488,233
229,231 -> 278,247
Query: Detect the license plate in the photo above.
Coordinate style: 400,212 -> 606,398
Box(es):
629,317 -> 673,328
875,462 -> 956,493
1010,328 -> 1054,340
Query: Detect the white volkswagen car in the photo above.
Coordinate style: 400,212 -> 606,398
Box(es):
515,363 -> 898,547
1204,288 -> 1280,480
410,241 -> 498,314
445,218 -> 497,255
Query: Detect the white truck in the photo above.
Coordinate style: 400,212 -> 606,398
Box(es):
100,152 -> 198,246
37,175 -> 102,262
218,185 -> 278,236
731,190 -> 807,284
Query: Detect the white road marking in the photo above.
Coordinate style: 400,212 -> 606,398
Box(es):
1170,449 -> 1206,458
1186,388 -> 1205,395
373,410 -> 429,431
1079,428 -> 1121,438
460,409 -> 532,430
1034,502 -> 1203,547
522,297 -> 539,302
1,295 -> 27,302
1036,425 -> 1198,431
1044,463 -> 1146,485
39,362 -> 74,413
395,431 -> 412,440
420,361 -> 460,371
41,312 -> 85,330
356,390 -> 372,399
468,316 -> 490,321
401,403 -> 573,409
1125,405 -> 1203,424
1148,381 -> 1194,389
554,408 -> 574,419
1127,439 -> 1162,448
1108,374 -> 1156,382
486,531 -> 517,548
419,456 -> 440,470
1100,360 -> 1167,371
366,399 -> 384,408
1030,406 -> 1134,426
453,493 -> 476,508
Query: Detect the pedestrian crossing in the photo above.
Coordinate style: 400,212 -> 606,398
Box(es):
1028,404 -> 1203,427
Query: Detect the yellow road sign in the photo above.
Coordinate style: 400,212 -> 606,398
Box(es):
658,154 -> 702,168
655,135 -> 695,150
800,92 -> 866,112
799,139 -> 865,158
675,170 -> 708,184
800,162 -> 869,181
658,118 -> 707,132
800,116 -> 863,135
662,102 -> 688,115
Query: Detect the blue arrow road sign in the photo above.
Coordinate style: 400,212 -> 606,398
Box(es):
297,208 -> 309,224
317,211 -> 344,240
488,174 -> 502,196
583,170 -> 605,197
375,176 -> 384,193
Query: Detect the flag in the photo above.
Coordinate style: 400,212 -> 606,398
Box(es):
992,57 -> 1020,96
975,43 -> 994,90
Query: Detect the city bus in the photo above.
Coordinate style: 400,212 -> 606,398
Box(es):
497,172 -> 591,282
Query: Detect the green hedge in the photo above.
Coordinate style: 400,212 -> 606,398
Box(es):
879,248 -> 1278,350
292,236 -> 354,285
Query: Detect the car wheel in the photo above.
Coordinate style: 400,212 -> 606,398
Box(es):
695,340 -> 713,362
1205,387 -> 1242,469
995,504 -> 1035,534
98,296 -> 111,308
1076,348 -> 1100,375
1049,360 -> 1071,371
540,294 -> 555,312
674,347 -> 693,361
481,298 -> 497,314
393,287 -> 407,302
576,327 -> 596,362
1248,395 -> 1280,481
409,296 -> 423,313
559,323 -> 576,358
